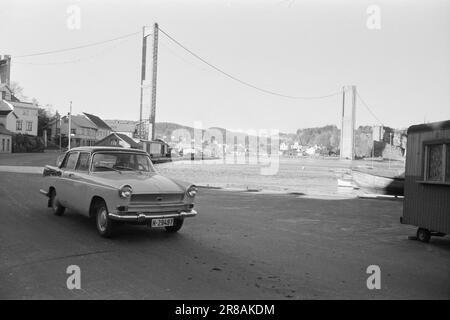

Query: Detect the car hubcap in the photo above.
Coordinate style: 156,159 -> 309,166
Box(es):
98,208 -> 107,231
52,195 -> 58,211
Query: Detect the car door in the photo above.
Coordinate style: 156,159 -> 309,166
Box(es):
58,151 -> 79,208
69,152 -> 92,215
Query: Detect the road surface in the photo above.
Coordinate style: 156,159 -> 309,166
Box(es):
0,171 -> 449,299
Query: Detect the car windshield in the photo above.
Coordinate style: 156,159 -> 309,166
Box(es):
91,152 -> 156,173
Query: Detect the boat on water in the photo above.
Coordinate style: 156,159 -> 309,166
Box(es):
352,169 -> 404,196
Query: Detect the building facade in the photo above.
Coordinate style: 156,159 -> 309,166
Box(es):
1,55 -> 39,137
48,113 -> 115,148
0,85 -> 38,136
0,124 -> 12,153
49,114 -> 98,147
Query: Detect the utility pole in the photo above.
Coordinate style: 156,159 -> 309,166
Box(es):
139,26 -> 147,139
58,113 -> 62,151
352,86 -> 356,160
371,124 -> 374,169
68,101 -> 72,150
389,132 -> 393,169
340,86 -> 345,160
150,23 -> 159,140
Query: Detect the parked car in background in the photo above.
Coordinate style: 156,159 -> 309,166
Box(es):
40,147 -> 198,237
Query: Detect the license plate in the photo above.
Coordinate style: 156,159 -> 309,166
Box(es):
151,218 -> 174,228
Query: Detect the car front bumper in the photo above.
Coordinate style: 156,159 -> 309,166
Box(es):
108,209 -> 197,222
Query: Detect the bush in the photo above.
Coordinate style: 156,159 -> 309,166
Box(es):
12,134 -> 45,153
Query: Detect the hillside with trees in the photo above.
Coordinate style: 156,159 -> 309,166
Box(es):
156,122 -> 406,159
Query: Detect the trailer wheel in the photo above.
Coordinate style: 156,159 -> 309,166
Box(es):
417,228 -> 431,243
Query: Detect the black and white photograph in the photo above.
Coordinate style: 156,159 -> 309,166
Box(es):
0,0 -> 449,306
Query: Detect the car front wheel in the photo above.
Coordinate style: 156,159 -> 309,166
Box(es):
49,189 -> 65,216
94,200 -> 116,238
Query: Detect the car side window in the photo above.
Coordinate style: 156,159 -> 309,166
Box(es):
61,152 -> 79,171
76,153 -> 91,172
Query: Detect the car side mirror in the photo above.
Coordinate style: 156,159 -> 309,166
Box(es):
56,155 -> 65,168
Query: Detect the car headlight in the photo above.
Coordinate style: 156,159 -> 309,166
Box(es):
118,185 -> 133,199
186,185 -> 198,197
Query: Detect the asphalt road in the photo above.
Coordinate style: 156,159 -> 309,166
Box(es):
0,171 -> 449,299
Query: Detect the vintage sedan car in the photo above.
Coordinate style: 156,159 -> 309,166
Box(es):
40,147 -> 198,237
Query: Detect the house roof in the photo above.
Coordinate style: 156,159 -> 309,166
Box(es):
9,100 -> 36,108
83,112 -> 112,130
0,124 -> 13,135
0,99 -> 13,112
408,120 -> 450,134
69,115 -> 98,129
96,132 -> 141,149
104,120 -> 138,133
0,100 -> 18,118
115,133 -> 141,149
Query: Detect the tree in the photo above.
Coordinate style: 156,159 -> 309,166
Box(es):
9,82 -> 28,101
37,107 -> 54,137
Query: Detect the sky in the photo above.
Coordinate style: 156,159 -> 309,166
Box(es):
1,0 -> 449,133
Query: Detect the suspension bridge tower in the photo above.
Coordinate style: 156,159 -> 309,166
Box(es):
340,85 -> 357,160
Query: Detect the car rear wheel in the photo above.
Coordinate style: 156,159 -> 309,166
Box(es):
94,200 -> 116,238
49,189 -> 65,216
165,218 -> 184,233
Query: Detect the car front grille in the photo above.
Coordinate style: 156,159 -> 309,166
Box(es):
130,193 -> 185,205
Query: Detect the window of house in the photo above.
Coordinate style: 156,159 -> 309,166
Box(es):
424,142 -> 449,183
71,128 -> 76,135
26,121 -> 32,131
6,139 -> 10,152
16,120 -> 22,131
2,139 -> 4,151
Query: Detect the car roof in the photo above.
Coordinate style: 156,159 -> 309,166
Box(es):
67,146 -> 147,154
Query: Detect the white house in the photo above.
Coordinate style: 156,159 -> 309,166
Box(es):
0,84 -> 38,137
279,142 -> 289,151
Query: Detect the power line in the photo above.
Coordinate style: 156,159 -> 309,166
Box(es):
159,36 -> 209,73
158,27 -> 342,100
356,92 -> 384,126
14,31 -> 140,58
14,36 -> 136,66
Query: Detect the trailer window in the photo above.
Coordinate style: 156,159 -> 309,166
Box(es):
427,144 -> 443,181
424,143 -> 450,183
447,144 -> 450,182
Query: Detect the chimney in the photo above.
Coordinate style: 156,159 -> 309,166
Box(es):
0,55 -> 11,86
